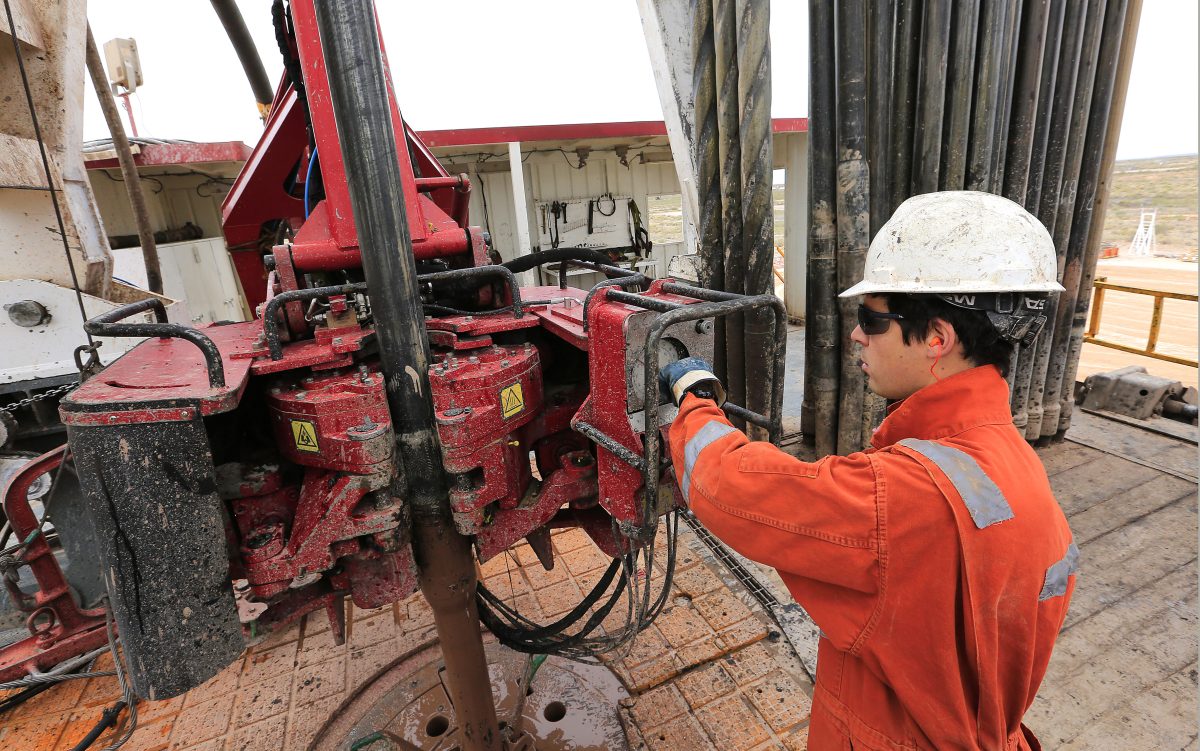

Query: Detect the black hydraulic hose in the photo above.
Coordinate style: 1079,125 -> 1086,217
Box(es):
210,0 -> 274,112
500,248 -> 614,275
69,701 -> 127,751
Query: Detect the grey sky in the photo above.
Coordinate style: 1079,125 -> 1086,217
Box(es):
82,1 -> 1196,161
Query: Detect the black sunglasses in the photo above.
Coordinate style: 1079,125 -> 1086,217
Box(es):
857,304 -> 905,335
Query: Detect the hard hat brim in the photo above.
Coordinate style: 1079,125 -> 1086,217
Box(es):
838,279 -> 1066,298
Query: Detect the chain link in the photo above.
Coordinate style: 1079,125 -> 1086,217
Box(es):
0,380 -> 78,415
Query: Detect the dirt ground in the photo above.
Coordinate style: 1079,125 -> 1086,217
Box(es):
1081,256 -> 1198,387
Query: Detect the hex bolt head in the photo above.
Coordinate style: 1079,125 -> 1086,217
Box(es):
695,319 -> 713,334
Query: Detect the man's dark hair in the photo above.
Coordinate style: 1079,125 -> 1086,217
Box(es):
881,294 -> 1015,377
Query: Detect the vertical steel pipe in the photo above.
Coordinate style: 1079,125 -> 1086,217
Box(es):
1023,0 -> 1068,212
835,0 -> 871,454
1039,0 -> 1108,439
988,0 -> 1023,192
1058,0 -> 1139,437
692,0 -> 726,380
1002,0 -> 1051,203
940,0 -> 980,189
807,0 -> 841,457
714,0 -> 746,419
863,0 -> 895,438
85,26 -> 163,295
312,3 -> 500,749
889,0 -> 922,209
910,0 -> 952,194
869,0 -> 897,223
964,0 -> 1008,191
1010,0 -> 1066,430
1025,0 -> 1088,441
735,0 -> 776,439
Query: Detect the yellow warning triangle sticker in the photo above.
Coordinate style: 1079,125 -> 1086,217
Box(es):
291,420 -> 320,452
500,383 -> 524,418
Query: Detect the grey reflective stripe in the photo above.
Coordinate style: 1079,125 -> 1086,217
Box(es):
682,421 -> 738,504
1039,542 -> 1080,601
898,438 -> 1014,528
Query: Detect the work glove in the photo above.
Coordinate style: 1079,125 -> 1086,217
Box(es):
659,357 -> 726,407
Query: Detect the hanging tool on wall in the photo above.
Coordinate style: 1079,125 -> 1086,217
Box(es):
629,198 -> 652,258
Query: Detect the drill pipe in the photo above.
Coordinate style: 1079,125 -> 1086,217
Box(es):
312,2 -> 500,749
863,0 -> 896,438
964,0 -> 1010,191
1039,0 -> 1108,439
807,0 -> 841,457
1053,0 -> 1133,438
692,0 -> 727,380
910,0 -> 952,194
1025,0 -> 1089,441
889,0 -> 923,209
714,0 -> 747,420
989,0 -> 1024,193
1000,0 -> 1050,396
735,0 -> 776,440
1002,0 -> 1052,205
1010,0 -> 1067,430
940,0 -> 980,190
834,0 -> 870,454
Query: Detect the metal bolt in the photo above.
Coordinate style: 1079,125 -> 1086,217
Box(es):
468,356 -> 479,364
501,360 -> 510,367
333,337 -> 344,345
5,300 -> 51,328
695,319 -> 713,334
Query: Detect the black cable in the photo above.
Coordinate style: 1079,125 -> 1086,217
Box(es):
594,192 -> 617,216
4,0 -> 94,347
68,701 -> 126,751
500,248 -> 615,275
0,680 -> 55,716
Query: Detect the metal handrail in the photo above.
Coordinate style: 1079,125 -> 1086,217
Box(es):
1085,278 -> 1198,368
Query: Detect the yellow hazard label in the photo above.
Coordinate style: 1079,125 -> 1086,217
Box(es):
500,383 -> 525,419
290,419 -> 320,453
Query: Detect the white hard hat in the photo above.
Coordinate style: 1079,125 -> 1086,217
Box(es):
839,191 -> 1065,298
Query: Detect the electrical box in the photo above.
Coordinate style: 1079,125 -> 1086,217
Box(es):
103,37 -> 142,92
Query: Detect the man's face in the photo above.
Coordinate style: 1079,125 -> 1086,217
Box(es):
851,295 -> 931,401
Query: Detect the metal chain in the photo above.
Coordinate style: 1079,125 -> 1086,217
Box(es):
0,381 -> 78,415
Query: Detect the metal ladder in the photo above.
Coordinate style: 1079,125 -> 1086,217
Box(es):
1129,208 -> 1157,257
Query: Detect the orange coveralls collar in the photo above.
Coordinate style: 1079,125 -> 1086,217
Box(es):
871,364 -> 1015,448
668,365 -> 1077,750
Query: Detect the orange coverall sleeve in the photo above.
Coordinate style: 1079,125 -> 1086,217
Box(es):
668,394 -> 882,651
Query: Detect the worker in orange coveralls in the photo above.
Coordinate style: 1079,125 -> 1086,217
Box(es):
660,191 -> 1078,751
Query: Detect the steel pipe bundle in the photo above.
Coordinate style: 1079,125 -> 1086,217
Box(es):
691,0 -> 777,436
806,0 -> 1140,452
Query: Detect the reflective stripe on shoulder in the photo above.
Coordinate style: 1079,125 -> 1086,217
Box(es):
897,438 -> 1015,528
1039,542 -> 1080,601
682,421 -> 738,504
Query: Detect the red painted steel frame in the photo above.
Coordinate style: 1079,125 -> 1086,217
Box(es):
220,0 -> 480,311
0,448 -> 108,682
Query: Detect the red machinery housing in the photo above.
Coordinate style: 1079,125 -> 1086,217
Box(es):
0,0 -> 784,698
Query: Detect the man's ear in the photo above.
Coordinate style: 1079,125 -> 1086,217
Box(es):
927,319 -> 957,355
